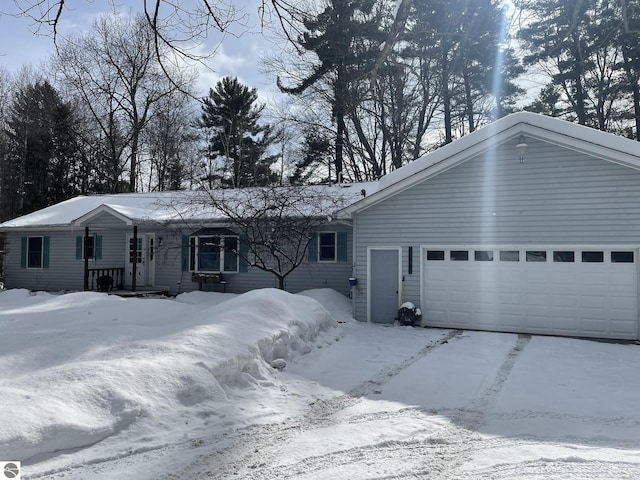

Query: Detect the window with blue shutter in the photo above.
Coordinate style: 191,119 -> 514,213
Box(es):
76,235 -> 101,260
22,236 -> 49,269
307,234 -> 318,262
337,231 -> 348,262
239,234 -> 249,272
181,235 -> 189,272
20,237 -> 27,268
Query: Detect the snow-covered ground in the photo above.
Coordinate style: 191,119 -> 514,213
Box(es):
1,287 -> 639,479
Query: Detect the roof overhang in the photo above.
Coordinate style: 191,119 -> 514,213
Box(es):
338,112 -> 640,218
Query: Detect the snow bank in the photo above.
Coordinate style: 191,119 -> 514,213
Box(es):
0,288 -> 338,463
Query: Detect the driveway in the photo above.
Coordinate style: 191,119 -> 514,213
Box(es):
179,324 -> 640,479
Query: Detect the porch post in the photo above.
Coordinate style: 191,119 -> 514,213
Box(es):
83,226 -> 89,291
132,225 -> 137,292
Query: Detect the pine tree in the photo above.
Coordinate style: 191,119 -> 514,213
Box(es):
200,77 -> 278,188
3,81 -> 80,217
277,0 -> 385,182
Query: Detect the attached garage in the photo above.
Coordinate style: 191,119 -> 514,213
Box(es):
341,112 -> 640,340
421,247 -> 638,340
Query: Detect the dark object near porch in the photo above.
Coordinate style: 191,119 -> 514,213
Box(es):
191,272 -> 227,292
397,304 -> 422,326
97,275 -> 113,292
87,268 -> 124,291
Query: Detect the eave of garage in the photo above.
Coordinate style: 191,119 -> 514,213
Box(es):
337,111 -> 640,219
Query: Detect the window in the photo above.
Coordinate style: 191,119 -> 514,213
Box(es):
129,237 -> 143,264
500,250 -> 519,262
553,251 -> 575,262
189,235 -> 239,272
611,251 -> 634,263
450,250 -> 469,261
526,251 -> 547,262
27,237 -> 43,269
426,250 -> 445,261
474,250 -> 494,261
319,232 -> 336,262
85,236 -> 95,259
582,251 -> 604,263
76,235 -> 102,260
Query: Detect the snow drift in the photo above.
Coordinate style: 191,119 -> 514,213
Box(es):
0,288 -> 339,463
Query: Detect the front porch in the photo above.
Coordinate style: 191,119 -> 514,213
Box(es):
80,221 -> 160,295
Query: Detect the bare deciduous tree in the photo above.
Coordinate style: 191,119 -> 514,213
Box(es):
195,185 -> 355,290
54,13 -> 195,192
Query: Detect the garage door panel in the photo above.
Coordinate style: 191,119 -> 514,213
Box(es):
552,316 -> 579,332
422,247 -> 639,340
582,318 -> 607,333
611,319 -> 637,335
551,295 -> 577,307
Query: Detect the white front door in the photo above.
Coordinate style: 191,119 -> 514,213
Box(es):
125,234 -> 155,287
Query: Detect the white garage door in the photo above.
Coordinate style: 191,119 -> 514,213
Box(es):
422,247 -> 639,340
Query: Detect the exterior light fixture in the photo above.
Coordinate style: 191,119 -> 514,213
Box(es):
516,135 -> 529,163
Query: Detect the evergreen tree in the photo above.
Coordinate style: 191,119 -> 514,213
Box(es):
2,80 -> 80,217
289,129 -> 333,185
277,0 -> 385,182
200,77 -> 278,188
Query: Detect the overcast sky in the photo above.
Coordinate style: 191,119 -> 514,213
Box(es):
0,0 -> 280,99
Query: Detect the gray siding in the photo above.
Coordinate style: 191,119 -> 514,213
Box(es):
353,139 -> 640,321
5,210 -> 353,297
3,228 -> 128,292
154,226 -> 354,296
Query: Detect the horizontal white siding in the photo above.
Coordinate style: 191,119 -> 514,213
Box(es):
353,139 -> 640,321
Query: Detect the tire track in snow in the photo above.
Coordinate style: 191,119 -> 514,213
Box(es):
457,456 -> 640,479
409,333 -> 532,479
175,329 -> 463,479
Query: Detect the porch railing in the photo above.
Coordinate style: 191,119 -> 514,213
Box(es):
87,268 -> 125,292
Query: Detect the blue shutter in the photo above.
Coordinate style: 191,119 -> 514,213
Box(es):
43,236 -> 50,269
20,237 -> 27,268
95,235 -> 102,260
76,236 -> 83,260
181,235 -> 189,272
307,234 -> 318,262
239,234 -> 249,272
337,231 -> 348,262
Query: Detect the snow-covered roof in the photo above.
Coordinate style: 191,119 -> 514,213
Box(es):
0,183 -> 379,229
339,112 -> 640,217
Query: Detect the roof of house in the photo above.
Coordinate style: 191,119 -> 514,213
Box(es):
0,183 -> 379,229
338,112 -> 640,218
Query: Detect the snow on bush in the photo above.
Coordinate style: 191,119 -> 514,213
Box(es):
0,288 -> 340,462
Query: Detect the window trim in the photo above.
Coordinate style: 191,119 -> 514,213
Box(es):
318,231 -> 337,263
189,234 -> 239,273
27,236 -> 44,269
82,235 -> 96,260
